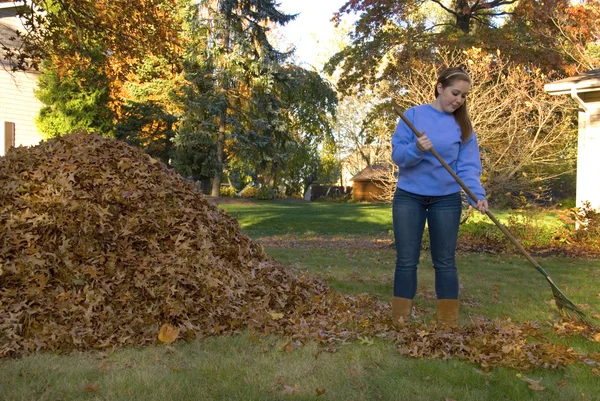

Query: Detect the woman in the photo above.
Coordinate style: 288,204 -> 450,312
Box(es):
391,66 -> 488,327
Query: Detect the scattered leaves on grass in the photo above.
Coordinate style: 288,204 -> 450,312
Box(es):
395,318 -> 583,371
552,319 -> 600,342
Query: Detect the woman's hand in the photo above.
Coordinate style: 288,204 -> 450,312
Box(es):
416,133 -> 432,152
475,199 -> 488,214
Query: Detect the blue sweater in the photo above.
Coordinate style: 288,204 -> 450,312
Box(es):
391,104 -> 486,204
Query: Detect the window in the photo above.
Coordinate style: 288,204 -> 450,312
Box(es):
4,122 -> 15,154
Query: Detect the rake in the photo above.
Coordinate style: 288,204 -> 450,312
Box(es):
394,105 -> 590,324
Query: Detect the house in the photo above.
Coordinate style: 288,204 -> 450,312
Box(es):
0,0 -> 43,156
350,163 -> 397,202
545,69 -> 600,211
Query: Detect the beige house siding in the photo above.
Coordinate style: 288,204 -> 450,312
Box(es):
0,70 -> 43,155
1,2 -> 44,156
575,101 -> 600,211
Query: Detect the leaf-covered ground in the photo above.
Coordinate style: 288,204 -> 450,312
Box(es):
1,133 -> 598,374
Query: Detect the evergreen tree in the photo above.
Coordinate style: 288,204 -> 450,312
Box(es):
35,56 -> 114,138
176,0 -> 298,196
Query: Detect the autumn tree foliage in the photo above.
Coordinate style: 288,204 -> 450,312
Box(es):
505,0 -> 600,73
7,0 -> 188,139
330,0 -> 600,91
4,0 -> 185,73
325,0 -> 596,203
366,48 -> 578,204
114,55 -> 187,166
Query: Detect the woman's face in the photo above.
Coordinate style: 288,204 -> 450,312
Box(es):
436,79 -> 471,113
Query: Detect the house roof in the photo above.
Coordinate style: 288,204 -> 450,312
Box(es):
544,69 -> 600,95
350,164 -> 397,182
0,2 -> 18,9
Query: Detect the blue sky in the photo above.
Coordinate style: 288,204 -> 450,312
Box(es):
277,0 -> 350,66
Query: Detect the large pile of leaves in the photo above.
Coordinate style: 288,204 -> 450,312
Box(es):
0,133 -> 384,357
0,133 -> 596,373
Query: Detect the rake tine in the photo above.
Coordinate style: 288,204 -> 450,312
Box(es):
546,276 -> 590,323
393,105 -> 592,326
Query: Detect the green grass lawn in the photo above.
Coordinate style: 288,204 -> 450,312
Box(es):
219,200 -> 394,238
1,200 -> 599,401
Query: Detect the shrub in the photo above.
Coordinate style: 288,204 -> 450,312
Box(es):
555,201 -> 600,250
255,186 -> 277,200
220,186 -> 237,197
315,193 -> 351,203
504,209 -> 554,247
240,186 -> 258,198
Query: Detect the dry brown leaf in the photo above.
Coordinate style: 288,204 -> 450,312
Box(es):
316,387 -> 327,396
521,377 -> 544,391
84,383 -> 99,392
281,384 -> 301,394
158,324 -> 179,344
268,311 -> 284,320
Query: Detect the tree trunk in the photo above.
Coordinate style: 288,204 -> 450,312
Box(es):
455,0 -> 471,34
211,112 -> 226,197
267,166 -> 276,189
211,13 -> 230,197
456,14 -> 471,34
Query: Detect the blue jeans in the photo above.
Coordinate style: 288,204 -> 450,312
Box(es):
392,188 -> 462,300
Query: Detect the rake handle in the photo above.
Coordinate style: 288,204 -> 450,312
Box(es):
394,106 -> 545,274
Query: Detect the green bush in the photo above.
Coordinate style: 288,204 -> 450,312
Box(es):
240,186 -> 258,198
255,187 -> 277,200
315,194 -> 350,203
220,186 -> 237,197
504,209 -> 554,247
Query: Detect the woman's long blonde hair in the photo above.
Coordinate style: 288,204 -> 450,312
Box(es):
435,67 -> 473,142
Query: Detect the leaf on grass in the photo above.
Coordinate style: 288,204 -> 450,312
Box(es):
473,368 -> 490,376
281,384 -> 301,394
521,377 -> 544,391
158,323 -> 179,344
84,383 -> 99,392
592,368 -> 600,377
316,387 -> 327,396
359,336 -> 374,346
98,361 -> 110,372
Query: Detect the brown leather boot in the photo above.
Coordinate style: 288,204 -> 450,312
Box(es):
437,299 -> 459,326
392,297 -> 413,328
